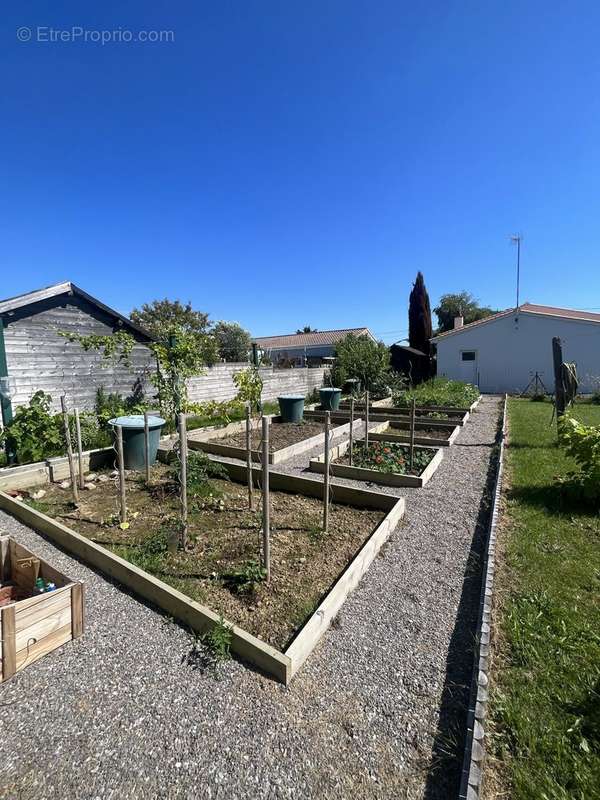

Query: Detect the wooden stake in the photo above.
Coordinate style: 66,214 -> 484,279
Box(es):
144,411 -> 151,484
349,397 -> 355,467
261,415 -> 271,581
60,396 -> 79,505
409,398 -> 416,472
245,402 -> 253,510
179,413 -> 188,549
552,336 -> 566,426
115,424 -> 127,524
74,407 -> 85,490
364,390 -> 370,451
323,411 -> 330,533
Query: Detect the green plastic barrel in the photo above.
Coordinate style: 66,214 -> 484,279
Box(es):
109,414 -> 166,470
278,395 -> 305,423
319,388 -> 342,411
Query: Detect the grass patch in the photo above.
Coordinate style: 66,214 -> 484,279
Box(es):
487,399 -> 600,799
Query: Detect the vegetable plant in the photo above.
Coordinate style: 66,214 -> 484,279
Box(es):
393,377 -> 479,409
350,440 -> 434,475
0,391 -> 63,464
558,414 -> 600,502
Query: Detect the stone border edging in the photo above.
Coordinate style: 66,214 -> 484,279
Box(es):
458,394 -> 507,800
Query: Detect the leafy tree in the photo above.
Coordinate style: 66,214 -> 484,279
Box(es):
433,292 -> 498,333
330,334 -> 390,392
296,326 -> 318,334
213,321 -> 251,362
408,271 -> 433,355
130,298 -> 219,365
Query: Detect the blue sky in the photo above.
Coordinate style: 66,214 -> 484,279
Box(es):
2,1 -> 600,343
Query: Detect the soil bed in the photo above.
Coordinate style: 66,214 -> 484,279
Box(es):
26,465 -> 383,650
219,420 -> 329,452
340,441 -> 435,475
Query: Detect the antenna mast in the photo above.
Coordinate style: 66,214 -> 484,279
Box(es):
510,234 -> 523,308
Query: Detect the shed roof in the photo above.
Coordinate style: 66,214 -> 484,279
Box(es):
0,281 -> 153,340
431,303 -> 600,342
255,327 -> 374,349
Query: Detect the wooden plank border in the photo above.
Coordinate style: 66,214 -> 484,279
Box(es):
309,437 -> 444,488
187,415 -> 362,465
0,469 -> 405,684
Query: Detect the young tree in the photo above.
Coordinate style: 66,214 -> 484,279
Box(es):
213,321 -> 252,362
408,271 -> 433,355
433,291 -> 498,333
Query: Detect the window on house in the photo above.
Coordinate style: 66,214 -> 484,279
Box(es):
461,351 -> 476,361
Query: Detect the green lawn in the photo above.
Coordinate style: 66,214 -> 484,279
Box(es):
488,399 -> 600,799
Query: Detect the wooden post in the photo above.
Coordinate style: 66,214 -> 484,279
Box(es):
73,407 -> 85,490
245,402 -> 253,510
261,415 -> 271,581
179,413 -> 188,549
144,411 -> 151,484
0,605 -> 16,680
115,424 -> 127,524
364,390 -> 370,451
349,397 -> 355,467
409,398 -> 416,471
323,411 -> 330,533
552,337 -> 566,424
60,396 -> 79,505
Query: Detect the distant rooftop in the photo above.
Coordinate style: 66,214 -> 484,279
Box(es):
432,303 -> 600,341
254,327 -> 374,349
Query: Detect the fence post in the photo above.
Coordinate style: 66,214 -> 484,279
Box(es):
409,398 -> 416,471
349,397 -> 354,467
144,411 -> 151,485
552,336 -> 566,425
115,424 -> 127,524
364,390 -> 370,451
179,412 -> 188,549
60,396 -> 79,505
74,407 -> 85,490
245,402 -> 253,510
323,411 -> 331,533
261,415 -> 271,581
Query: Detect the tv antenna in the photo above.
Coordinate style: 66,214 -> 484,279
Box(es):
509,233 -> 523,308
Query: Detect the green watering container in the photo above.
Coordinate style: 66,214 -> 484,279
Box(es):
319,388 -> 342,411
278,395 -> 305,423
109,414 -> 166,470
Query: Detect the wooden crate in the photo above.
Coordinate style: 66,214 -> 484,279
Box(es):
0,536 -> 84,682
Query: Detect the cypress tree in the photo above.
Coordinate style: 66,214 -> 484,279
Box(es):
408,271 -> 433,355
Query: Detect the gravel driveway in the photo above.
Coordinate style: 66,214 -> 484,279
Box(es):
0,396 -> 501,800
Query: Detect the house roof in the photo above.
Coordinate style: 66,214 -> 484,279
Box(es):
254,327 -> 374,350
431,303 -> 600,342
0,281 -> 153,340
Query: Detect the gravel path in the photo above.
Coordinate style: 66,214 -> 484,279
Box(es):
0,397 -> 501,800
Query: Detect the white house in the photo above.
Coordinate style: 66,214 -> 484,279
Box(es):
432,303 -> 600,394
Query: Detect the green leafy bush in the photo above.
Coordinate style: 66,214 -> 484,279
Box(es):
0,391 -> 63,464
233,366 -> 263,407
393,377 -> 479,409
224,560 -> 267,595
330,334 -> 391,395
558,415 -> 600,501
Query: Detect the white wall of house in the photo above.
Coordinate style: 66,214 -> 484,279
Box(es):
435,311 -> 600,394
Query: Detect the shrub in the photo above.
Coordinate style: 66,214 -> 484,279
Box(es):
393,377 -> 479,409
558,415 -> 600,502
330,334 -> 390,394
0,391 -> 63,464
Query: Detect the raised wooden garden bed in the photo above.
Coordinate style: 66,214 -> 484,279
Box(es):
0,447 -> 113,492
310,437 -> 443,488
368,420 -> 461,447
185,415 -> 361,464
305,407 -> 460,430
0,536 -> 84,682
0,463 -> 403,684
338,401 -> 469,426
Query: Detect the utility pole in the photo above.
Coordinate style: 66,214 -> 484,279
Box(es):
510,234 -> 523,309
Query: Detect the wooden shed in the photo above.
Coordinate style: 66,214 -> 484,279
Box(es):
0,282 -> 155,422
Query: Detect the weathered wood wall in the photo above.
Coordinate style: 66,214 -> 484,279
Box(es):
186,363 -> 329,404
4,295 -> 155,412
